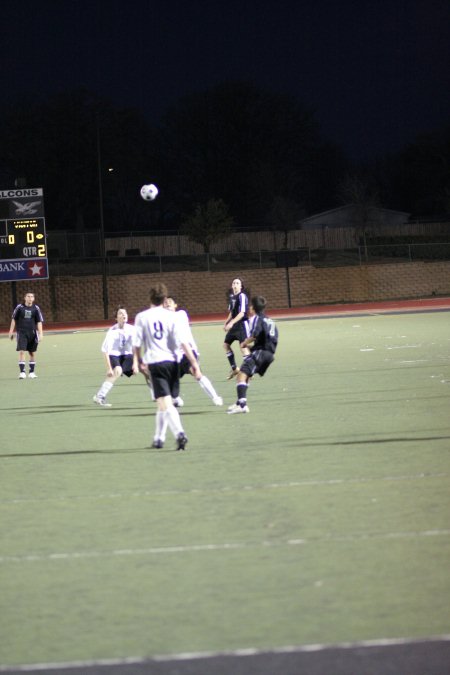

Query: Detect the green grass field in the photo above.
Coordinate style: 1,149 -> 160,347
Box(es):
1,311 -> 449,667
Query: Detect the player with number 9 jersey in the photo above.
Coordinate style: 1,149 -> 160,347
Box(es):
134,304 -> 181,364
132,283 -> 201,452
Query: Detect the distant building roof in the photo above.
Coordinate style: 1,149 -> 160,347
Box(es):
300,204 -> 411,229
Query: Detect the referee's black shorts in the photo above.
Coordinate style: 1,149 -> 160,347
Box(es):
16,331 -> 39,353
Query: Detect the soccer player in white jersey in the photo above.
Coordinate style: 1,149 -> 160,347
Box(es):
164,296 -> 223,407
133,283 -> 202,451
93,307 -> 136,407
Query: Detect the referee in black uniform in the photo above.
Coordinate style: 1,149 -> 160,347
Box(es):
9,291 -> 44,379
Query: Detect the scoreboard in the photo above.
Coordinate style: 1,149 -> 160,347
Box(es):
2,217 -> 47,258
0,188 -> 49,281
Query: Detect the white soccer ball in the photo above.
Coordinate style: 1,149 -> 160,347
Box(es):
140,183 -> 159,201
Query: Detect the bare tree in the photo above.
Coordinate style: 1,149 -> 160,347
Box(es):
339,175 -> 381,258
182,198 -> 234,254
266,195 -> 305,249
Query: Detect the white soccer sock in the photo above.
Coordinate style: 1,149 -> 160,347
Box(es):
165,405 -> 184,438
155,410 -> 168,442
198,375 -> 219,401
98,381 -> 113,398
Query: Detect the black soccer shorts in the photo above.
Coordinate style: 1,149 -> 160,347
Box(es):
224,320 -> 249,346
149,361 -> 180,399
240,349 -> 274,378
109,354 -> 134,377
16,331 -> 39,353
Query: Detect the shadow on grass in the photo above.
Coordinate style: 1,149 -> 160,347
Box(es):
0,446 -> 172,458
2,405 -> 152,415
282,434 -> 450,447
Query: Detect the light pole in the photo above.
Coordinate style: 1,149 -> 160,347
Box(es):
96,116 -> 109,319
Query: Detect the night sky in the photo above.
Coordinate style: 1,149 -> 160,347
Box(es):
3,0 -> 449,162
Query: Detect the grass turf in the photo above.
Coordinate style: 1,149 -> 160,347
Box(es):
0,312 -> 449,665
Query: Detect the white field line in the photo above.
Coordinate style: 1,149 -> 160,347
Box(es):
386,344 -> 422,350
1,529 -> 450,565
1,634 -> 450,671
1,472 -> 447,505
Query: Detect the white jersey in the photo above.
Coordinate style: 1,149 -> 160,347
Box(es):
173,309 -> 198,361
101,322 -> 135,356
133,305 -> 183,364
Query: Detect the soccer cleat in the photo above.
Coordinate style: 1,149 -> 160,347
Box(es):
176,432 -> 188,451
151,440 -> 164,449
227,367 -> 240,380
213,396 -> 223,406
18,372 -> 26,379
173,396 -> 184,407
93,394 -> 112,407
227,403 -> 250,414
28,372 -> 37,379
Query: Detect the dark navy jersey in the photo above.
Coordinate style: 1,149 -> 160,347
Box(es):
228,291 -> 248,322
12,303 -> 44,334
249,312 -> 278,354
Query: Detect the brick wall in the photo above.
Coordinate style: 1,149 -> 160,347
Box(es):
1,261 -> 449,326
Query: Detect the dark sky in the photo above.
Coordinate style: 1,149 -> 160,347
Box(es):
2,0 -> 449,162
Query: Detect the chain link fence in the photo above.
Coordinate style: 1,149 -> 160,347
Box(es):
46,242 -> 450,277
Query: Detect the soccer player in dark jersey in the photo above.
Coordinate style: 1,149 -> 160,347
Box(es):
223,277 -> 250,379
227,296 -> 278,414
9,291 -> 44,379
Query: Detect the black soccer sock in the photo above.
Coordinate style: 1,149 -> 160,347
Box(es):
29,361 -> 35,373
237,383 -> 248,406
19,361 -> 25,373
226,350 -> 237,369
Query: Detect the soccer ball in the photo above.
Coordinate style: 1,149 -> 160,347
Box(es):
140,183 -> 159,201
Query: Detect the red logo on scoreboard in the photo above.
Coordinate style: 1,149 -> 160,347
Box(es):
27,260 -> 47,277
